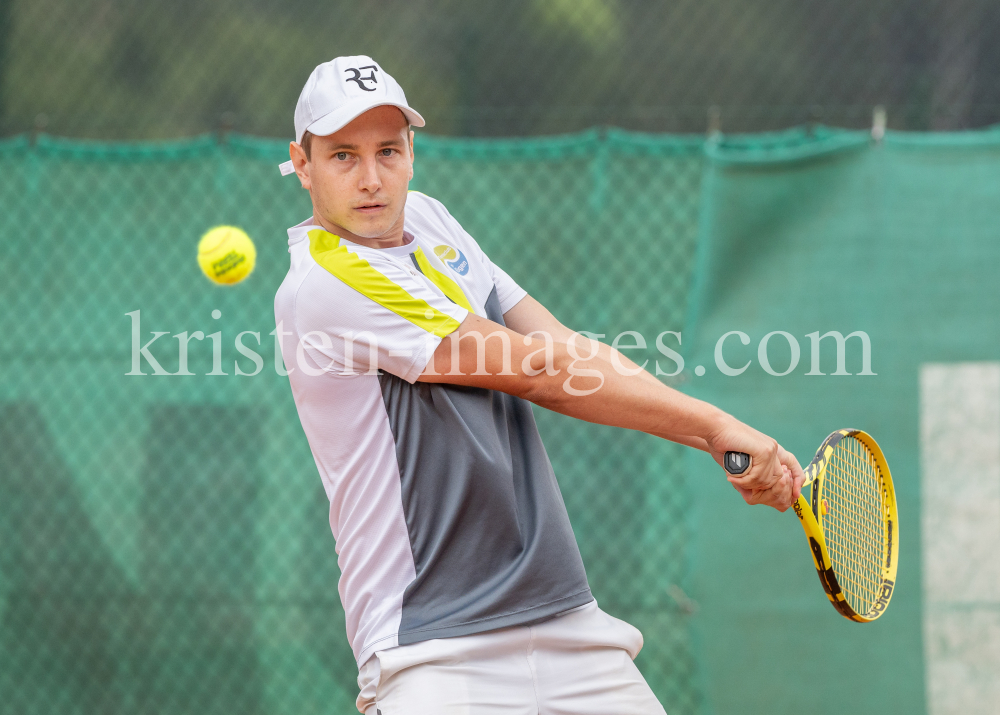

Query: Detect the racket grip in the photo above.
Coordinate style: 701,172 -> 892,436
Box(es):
724,451 -> 751,475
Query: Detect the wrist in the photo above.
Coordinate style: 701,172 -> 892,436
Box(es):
699,404 -> 734,449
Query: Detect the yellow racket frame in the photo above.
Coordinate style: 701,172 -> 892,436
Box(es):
791,429 -> 899,622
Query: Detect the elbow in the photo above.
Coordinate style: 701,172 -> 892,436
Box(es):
519,374 -> 559,406
518,350 -> 574,407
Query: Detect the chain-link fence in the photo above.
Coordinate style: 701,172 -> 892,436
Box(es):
2,0 -> 1000,139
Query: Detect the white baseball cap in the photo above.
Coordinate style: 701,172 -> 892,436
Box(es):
279,55 -> 425,176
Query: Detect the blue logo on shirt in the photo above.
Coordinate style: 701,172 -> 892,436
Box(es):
434,245 -> 470,276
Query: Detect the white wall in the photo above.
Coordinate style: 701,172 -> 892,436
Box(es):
920,363 -> 1000,715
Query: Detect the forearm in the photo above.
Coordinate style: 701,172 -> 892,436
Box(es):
551,333 -> 714,452
529,347 -> 804,509
496,297 -> 803,509
525,344 -> 727,449
422,314 -> 722,448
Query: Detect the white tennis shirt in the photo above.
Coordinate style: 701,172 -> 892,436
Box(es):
274,191 -> 593,667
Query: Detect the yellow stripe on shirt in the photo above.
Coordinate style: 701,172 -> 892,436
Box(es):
412,248 -> 474,313
308,229 -> 462,338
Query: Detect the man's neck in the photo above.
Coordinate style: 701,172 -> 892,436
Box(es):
313,213 -> 407,250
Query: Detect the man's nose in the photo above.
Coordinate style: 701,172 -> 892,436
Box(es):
358,157 -> 381,193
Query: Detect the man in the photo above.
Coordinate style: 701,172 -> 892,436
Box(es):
275,56 -> 803,715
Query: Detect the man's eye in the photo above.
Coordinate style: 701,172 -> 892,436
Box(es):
336,152 -> 348,161
381,148 -> 394,157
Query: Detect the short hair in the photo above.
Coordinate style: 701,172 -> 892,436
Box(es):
301,131 -> 314,161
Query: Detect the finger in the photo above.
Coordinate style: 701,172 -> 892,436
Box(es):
766,471 -> 794,512
731,457 -> 796,509
737,441 -> 779,490
792,469 -> 805,501
727,461 -> 781,491
771,446 -> 799,501
777,446 -> 804,485
727,475 -> 775,496
766,495 -> 789,512
725,440 -> 779,488
756,487 -> 785,511
761,440 -> 784,490
736,482 -> 772,507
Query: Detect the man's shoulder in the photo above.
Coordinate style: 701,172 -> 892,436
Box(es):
405,191 -> 458,229
405,189 -> 443,210
405,190 -> 482,252
276,240 -> 376,322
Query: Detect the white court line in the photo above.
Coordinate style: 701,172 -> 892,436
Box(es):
920,363 -> 1000,715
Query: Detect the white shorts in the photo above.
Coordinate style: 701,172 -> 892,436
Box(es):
356,601 -> 667,715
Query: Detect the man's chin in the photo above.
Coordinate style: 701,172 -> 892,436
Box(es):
344,224 -> 395,241
337,209 -> 404,241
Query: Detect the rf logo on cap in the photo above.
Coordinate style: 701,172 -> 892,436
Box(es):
345,65 -> 378,91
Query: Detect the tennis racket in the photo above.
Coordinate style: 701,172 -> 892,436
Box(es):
724,429 -> 898,622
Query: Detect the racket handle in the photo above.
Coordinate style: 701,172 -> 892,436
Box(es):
724,451 -> 751,475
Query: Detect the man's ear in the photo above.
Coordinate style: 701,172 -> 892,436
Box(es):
289,141 -> 311,190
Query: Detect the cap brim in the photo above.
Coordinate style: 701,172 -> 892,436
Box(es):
301,99 -> 425,143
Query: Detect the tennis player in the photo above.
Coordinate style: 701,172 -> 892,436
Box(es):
275,56 -> 804,715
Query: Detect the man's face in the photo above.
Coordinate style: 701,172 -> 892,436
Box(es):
291,105 -> 414,245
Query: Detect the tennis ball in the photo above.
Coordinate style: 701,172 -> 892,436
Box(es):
197,226 -> 256,285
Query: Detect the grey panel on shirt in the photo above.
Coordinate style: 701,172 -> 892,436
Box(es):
378,287 -> 593,645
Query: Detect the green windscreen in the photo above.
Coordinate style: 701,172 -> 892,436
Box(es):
2,126 -> 999,714
683,127 -> 1000,714
0,130 -> 703,714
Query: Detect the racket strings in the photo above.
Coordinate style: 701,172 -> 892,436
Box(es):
820,436 -> 885,615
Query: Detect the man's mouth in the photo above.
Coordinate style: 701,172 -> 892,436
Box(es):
354,202 -> 386,214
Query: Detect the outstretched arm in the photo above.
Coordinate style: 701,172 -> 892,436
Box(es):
418,300 -> 803,511
504,297 -> 710,450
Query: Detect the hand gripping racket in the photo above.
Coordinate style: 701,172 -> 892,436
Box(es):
724,429 -> 899,622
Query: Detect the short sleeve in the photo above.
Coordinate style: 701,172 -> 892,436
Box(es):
295,236 -> 469,383
431,199 -> 527,314
483,258 -> 527,314
405,192 -> 527,317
